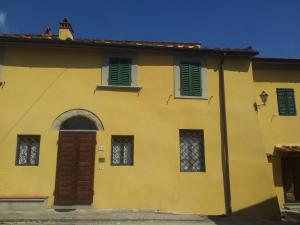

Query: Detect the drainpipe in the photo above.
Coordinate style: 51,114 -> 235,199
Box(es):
219,52 -> 232,215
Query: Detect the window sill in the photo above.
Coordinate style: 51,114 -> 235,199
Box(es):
174,95 -> 208,100
96,85 -> 142,92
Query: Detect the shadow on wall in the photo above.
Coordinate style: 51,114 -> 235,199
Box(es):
209,197 -> 281,222
232,197 -> 281,220
223,58 -> 251,73
4,48 -> 102,68
4,47 -> 253,73
253,70 -> 300,83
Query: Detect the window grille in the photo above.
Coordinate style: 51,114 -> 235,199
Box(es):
16,135 -> 40,166
277,88 -> 296,116
111,136 -> 133,166
180,130 -> 205,172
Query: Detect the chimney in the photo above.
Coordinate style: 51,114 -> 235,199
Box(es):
59,17 -> 74,40
43,26 -> 52,38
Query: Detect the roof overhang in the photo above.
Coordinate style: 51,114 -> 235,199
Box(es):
275,145 -> 300,153
253,57 -> 300,70
0,36 -> 259,57
267,145 -> 300,159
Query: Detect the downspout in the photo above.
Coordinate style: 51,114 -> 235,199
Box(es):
219,52 -> 232,215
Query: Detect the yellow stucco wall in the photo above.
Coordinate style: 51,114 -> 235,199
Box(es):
221,59 -> 279,219
253,67 -> 300,207
0,46 -> 280,218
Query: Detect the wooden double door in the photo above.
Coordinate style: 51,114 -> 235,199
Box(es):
282,157 -> 300,202
54,132 -> 96,205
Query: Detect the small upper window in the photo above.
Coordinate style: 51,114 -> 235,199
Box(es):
16,135 -> 40,166
111,135 -> 134,166
174,58 -> 208,99
277,88 -> 296,116
180,62 -> 202,96
108,58 -> 132,86
100,54 -> 138,89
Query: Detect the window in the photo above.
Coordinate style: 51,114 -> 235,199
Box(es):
180,62 -> 202,96
179,130 -> 205,172
99,54 -> 139,90
111,135 -> 134,166
174,58 -> 208,99
16,135 -> 40,166
277,88 -> 296,116
108,58 -> 132,86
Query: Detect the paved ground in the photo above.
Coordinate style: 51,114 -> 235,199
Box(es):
0,209 -> 297,225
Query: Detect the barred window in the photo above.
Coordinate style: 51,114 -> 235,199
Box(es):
16,135 -> 40,166
277,88 -> 296,116
180,130 -> 205,172
111,136 -> 133,166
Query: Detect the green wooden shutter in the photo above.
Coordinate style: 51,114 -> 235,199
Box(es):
109,58 -> 120,85
108,58 -> 132,86
190,63 -> 202,96
277,88 -> 296,115
180,62 -> 202,96
119,59 -> 131,85
180,63 -> 190,96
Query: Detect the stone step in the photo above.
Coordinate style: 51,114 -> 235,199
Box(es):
0,197 -> 48,211
284,203 -> 300,211
53,205 -> 92,210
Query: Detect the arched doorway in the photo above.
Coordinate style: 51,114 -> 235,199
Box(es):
53,110 -> 102,205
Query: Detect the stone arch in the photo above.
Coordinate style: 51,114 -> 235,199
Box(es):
51,109 -> 104,130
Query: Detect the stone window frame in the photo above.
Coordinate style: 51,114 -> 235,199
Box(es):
173,56 -> 208,99
99,53 -> 140,90
51,109 -> 104,131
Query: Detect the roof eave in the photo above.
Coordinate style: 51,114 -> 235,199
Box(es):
253,57 -> 300,70
0,37 -> 258,57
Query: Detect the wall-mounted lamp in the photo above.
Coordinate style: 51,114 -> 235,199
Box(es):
254,91 -> 269,111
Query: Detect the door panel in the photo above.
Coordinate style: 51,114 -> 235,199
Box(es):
54,132 -> 96,205
55,133 -> 77,205
76,133 -> 96,204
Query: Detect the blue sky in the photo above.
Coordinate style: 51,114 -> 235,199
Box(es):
0,0 -> 299,58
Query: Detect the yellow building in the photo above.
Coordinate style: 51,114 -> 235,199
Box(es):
1,18 -> 296,220
253,58 -> 300,209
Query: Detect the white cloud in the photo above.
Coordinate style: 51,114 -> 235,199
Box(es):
0,10 -> 9,33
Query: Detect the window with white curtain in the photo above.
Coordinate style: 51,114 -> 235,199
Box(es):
111,135 -> 134,166
16,135 -> 40,166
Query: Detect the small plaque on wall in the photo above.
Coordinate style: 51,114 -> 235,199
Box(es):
98,157 -> 105,170
98,146 -> 104,151
98,158 -> 105,163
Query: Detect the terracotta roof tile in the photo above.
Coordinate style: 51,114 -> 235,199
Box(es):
0,34 -> 258,55
275,145 -> 300,153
